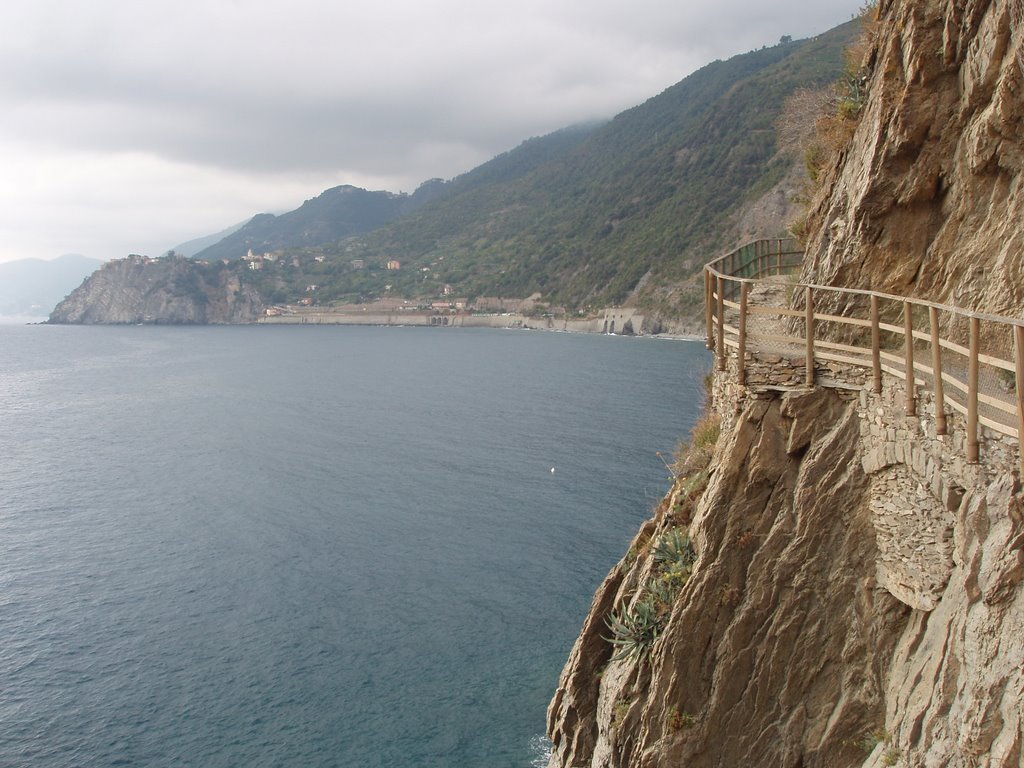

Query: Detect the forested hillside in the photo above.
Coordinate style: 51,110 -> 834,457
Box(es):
59,20 -> 859,326
385,23 -> 855,314
226,21 -> 856,319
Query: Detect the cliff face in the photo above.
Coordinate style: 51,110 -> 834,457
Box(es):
805,0 -> 1024,317
547,2 -> 1024,766
549,379 -> 1024,767
48,256 -> 263,324
548,390 -> 906,768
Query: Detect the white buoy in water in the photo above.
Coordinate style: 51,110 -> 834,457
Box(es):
550,467 -> 556,474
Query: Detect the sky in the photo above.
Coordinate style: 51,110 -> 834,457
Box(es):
0,0 -> 861,264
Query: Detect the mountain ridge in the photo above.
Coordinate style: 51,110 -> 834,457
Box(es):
52,21 -> 857,326
0,254 -> 103,318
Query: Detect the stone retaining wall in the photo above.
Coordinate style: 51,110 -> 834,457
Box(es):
711,347 -> 1020,612
259,311 -> 616,333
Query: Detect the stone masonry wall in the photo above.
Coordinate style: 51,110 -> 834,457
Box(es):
711,347 -> 1020,613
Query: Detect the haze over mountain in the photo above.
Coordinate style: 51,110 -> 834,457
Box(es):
0,254 -> 103,321
330,25 -> 856,316
0,0 -> 862,266
53,20 -> 858,327
191,180 -> 453,263
171,220 -> 253,258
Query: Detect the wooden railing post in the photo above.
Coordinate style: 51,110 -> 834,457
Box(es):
870,295 -> 881,393
717,276 -> 726,372
805,286 -> 815,386
929,306 -> 946,435
967,316 -> 980,463
701,242 -> 1024,474
705,269 -> 714,351
904,301 -> 916,416
1015,325 -> 1024,478
738,281 -> 748,386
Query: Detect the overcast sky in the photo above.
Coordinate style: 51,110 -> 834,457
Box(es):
0,0 -> 860,264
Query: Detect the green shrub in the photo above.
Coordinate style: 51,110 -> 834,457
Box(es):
646,576 -> 678,612
672,413 -> 720,480
623,545 -> 639,569
854,728 -> 889,753
606,527 -> 699,662
665,706 -> 695,731
653,527 -> 697,584
612,697 -> 632,730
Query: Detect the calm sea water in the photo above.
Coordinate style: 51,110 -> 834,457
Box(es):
0,325 -> 709,767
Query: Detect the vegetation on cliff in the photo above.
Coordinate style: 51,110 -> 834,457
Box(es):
547,386 -> 908,768
604,412 -> 717,667
783,3 -> 880,243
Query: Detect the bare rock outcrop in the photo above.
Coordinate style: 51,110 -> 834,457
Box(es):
804,0 -> 1024,319
882,474 -> 1024,767
49,255 -> 263,324
548,381 -> 1024,767
548,389 -> 908,768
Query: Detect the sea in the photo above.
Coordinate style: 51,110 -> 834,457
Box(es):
0,324 -> 710,768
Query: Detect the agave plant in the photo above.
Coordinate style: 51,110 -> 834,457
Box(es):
604,528 -> 700,663
653,528 -> 696,572
604,595 -> 664,662
646,576 -> 678,613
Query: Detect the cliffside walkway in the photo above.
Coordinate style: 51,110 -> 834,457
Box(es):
704,239 -> 1024,475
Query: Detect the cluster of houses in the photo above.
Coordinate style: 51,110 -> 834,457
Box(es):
235,250 -> 574,319
241,249 -> 282,270
241,250 -> 384,272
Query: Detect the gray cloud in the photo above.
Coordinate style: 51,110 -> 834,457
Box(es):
0,0 -> 861,261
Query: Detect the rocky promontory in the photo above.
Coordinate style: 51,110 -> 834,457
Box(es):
48,255 -> 263,324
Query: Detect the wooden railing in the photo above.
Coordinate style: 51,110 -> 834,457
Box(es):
704,239 -> 1024,474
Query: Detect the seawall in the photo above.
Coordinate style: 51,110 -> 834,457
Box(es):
257,307 -> 673,335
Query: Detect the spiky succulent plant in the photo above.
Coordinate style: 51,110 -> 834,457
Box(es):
604,596 -> 663,661
652,527 -> 696,583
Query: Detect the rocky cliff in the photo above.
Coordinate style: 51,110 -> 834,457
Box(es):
48,255 -> 263,324
546,2 -> 1024,766
548,389 -> 908,767
804,0 -> 1024,318
549,377 -> 1023,767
